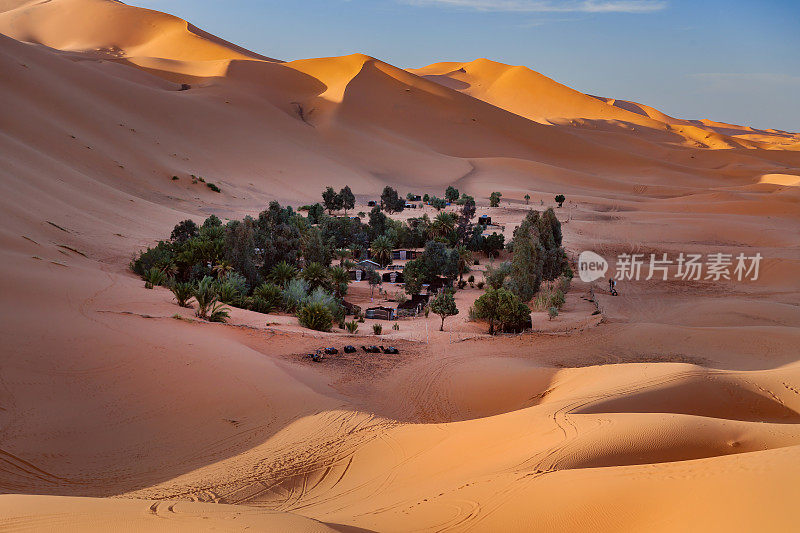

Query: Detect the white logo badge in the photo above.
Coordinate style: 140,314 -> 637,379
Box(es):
578,250 -> 608,282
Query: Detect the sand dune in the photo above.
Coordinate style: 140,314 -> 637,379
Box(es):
1,0 -> 800,531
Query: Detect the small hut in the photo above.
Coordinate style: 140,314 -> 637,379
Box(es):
391,249 -> 419,261
382,271 -> 405,283
365,306 -> 396,320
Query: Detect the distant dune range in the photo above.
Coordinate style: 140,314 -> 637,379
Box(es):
1,0 -> 800,531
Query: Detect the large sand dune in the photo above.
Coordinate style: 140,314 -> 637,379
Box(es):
1,0 -> 800,531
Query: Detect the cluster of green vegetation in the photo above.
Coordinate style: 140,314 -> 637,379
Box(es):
132,183 -> 569,335
469,207 -> 571,334
321,185 -> 355,214
130,187 -> 498,331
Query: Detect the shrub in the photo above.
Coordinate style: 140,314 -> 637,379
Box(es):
208,302 -> 230,323
392,322 -> 400,330
216,272 -> 248,306
345,320 -> 359,334
358,317 -> 365,323
548,306 -> 559,320
549,289 -> 565,309
429,196 -> 447,210
458,280 -> 467,289
558,274 -> 571,293
169,279 -> 194,307
468,274 -> 475,287
304,286 -> 342,320
484,262 -> 511,290
269,261 -> 299,287
252,282 -> 283,313
171,175 -> 179,180
207,182 -> 221,193
531,281 -> 566,311
477,281 -> 485,289
143,267 -> 167,289
472,287 -> 530,334
194,276 -> 218,319
373,323 -> 383,335
283,278 -> 310,312
298,302 -> 333,332
131,241 -> 173,277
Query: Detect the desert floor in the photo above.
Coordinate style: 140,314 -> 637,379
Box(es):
1,0 -> 800,531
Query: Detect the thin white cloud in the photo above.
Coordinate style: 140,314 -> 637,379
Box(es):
401,0 -> 667,13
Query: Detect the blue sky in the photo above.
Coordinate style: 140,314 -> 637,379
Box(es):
132,0 -> 799,131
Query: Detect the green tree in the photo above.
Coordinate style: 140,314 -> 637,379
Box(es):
381,186 -> 405,213
334,248 -> 351,266
307,203 -> 325,224
489,191 -> 502,207
472,287 -> 530,335
431,291 -> 459,331
370,235 -> 393,267
524,194 -> 530,205
368,206 -> 389,238
421,240 -> 458,281
445,186 -> 460,203
366,268 -> 382,297
456,245 -> 473,282
302,226 -> 331,266
170,219 -> 198,243
224,217 -> 258,288
429,212 -> 456,241
322,186 -> 342,214
329,265 -> 350,298
483,232 -> 505,258
555,194 -> 565,208
403,258 -> 426,296
340,185 -> 355,214
509,212 -> 544,302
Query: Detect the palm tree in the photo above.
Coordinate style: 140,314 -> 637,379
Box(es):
301,262 -> 329,290
269,261 -> 298,287
429,212 -> 455,241
329,265 -> 350,298
456,245 -> 473,282
212,260 -> 233,279
370,235 -> 393,267
334,248 -> 351,266
193,276 -> 219,319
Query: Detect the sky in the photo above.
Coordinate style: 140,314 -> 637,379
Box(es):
131,0 -> 799,131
